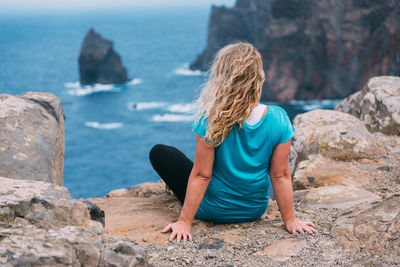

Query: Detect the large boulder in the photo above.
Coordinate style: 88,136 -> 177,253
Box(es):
0,177 -> 149,266
331,193 -> 400,256
0,92 -> 64,185
294,186 -> 381,210
0,224 -> 148,266
0,177 -> 92,229
335,76 -> 400,135
191,0 -> 400,101
289,109 -> 384,174
79,28 -> 128,85
293,155 -> 371,190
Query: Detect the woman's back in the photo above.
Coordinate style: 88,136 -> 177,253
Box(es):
192,105 -> 295,223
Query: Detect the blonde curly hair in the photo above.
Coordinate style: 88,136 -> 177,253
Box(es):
195,42 -> 265,147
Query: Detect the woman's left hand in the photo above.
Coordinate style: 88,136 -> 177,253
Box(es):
161,220 -> 192,243
285,218 -> 317,235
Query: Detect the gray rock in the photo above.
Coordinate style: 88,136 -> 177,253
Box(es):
0,224 -> 148,267
289,109 -> 385,175
0,92 -> 65,185
83,200 -> 106,227
0,177 -> 149,266
331,193 -> 400,255
79,28 -> 128,85
198,238 -> 225,250
191,0 -> 400,101
295,186 -> 381,210
0,177 -> 91,229
335,76 -> 400,135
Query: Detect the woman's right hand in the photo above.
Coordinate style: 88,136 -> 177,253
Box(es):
161,220 -> 192,243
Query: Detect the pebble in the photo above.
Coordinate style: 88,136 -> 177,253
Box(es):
204,252 -> 217,259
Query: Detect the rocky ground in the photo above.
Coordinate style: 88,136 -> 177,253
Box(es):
91,134 -> 399,266
91,77 -> 400,266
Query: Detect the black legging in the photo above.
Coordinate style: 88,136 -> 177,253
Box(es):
149,144 -> 193,204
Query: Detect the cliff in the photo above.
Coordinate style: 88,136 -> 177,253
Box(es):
191,0 -> 400,102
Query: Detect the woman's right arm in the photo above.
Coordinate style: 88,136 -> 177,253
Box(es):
269,140 -> 317,235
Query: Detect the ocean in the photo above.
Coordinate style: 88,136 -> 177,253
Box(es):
0,9 -> 341,198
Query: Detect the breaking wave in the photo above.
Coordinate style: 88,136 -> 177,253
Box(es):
84,121 -> 123,130
173,63 -> 203,76
152,114 -> 194,122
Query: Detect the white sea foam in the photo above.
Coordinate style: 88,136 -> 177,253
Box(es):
173,63 -> 203,76
167,103 -> 196,113
64,82 -> 80,88
152,114 -> 194,122
128,78 -> 142,85
302,104 -> 324,111
127,101 -> 167,111
66,82 -> 118,96
84,121 -> 123,130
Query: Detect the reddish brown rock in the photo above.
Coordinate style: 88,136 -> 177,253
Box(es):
191,0 -> 400,101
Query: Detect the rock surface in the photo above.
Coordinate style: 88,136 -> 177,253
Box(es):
289,109 -> 384,174
0,177 -> 149,266
92,174 -> 399,266
0,224 -> 147,267
79,28 -> 128,85
0,92 -> 64,185
293,155 -> 372,190
106,179 -> 172,198
191,0 -> 400,101
255,238 -> 307,261
294,186 -> 381,210
0,177 -> 91,228
331,193 -> 400,256
335,76 -> 400,135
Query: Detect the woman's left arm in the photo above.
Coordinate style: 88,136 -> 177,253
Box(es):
162,134 -> 215,243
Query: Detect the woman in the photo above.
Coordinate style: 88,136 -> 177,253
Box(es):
149,42 -> 316,243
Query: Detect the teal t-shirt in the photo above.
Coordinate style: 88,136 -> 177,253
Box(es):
191,105 -> 295,223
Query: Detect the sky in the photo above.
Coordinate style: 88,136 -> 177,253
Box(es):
0,0 -> 236,13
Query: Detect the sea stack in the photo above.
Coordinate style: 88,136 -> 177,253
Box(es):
79,28 -> 128,85
191,0 -> 400,102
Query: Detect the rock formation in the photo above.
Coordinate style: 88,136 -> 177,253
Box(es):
289,109 -> 384,175
332,193 -> 400,256
0,92 -> 64,185
335,76 -> 400,135
79,28 -> 128,85
191,0 -> 400,101
0,177 -> 148,266
0,92 -> 148,266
